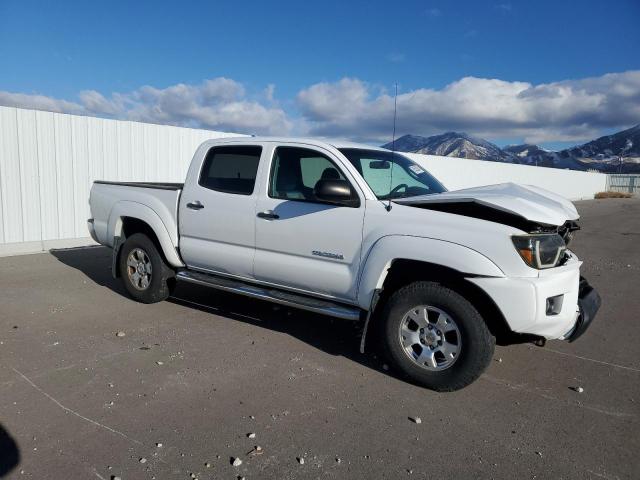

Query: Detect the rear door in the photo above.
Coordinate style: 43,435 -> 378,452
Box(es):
253,145 -> 365,302
179,145 -> 263,279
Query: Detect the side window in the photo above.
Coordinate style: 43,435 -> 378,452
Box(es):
269,147 -> 347,202
199,146 -> 262,195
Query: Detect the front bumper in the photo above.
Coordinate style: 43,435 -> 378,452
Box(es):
566,277 -> 602,342
468,255 -> 600,340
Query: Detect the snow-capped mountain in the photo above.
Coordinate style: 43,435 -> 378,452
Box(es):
564,124 -> 640,158
383,132 -> 515,162
503,144 -> 550,163
383,125 -> 640,172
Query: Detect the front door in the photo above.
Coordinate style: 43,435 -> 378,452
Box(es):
253,145 -> 365,302
179,145 -> 262,279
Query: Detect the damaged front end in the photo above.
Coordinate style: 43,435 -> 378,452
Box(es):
393,182 -> 602,343
393,182 -> 581,231
557,220 -> 580,246
393,183 -> 583,245
566,276 -> 602,342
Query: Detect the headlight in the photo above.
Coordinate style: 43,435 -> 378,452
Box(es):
512,234 -> 566,269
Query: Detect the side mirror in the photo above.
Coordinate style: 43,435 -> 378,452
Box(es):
314,179 -> 360,207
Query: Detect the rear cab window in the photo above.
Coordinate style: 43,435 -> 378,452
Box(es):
199,146 -> 262,195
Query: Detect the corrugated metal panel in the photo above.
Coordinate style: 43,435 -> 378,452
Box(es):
0,107 -> 23,243
71,115 -> 90,237
131,121 -> 145,181
116,120 -> 132,182
54,113 -> 76,239
142,123 -> 158,182
87,116 -> 104,185
16,109 -> 42,242
35,110 -> 59,241
102,119 -> 118,181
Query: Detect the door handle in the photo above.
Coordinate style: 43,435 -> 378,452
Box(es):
257,210 -> 279,220
186,201 -> 204,210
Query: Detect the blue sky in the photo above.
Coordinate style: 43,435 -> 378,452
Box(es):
1,0 -> 639,149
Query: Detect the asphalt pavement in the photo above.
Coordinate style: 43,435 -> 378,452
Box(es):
1,198 -> 639,479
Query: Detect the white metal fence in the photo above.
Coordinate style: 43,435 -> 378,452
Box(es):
409,154 -> 607,201
0,106 -> 609,256
606,174 -> 640,194
0,106 -> 239,255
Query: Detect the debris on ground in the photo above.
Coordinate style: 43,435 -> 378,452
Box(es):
139,457 -> 147,464
297,456 -> 305,465
116,331 -> 126,337
204,462 -> 211,468
249,446 -> 264,456
572,386 -> 584,393
156,443 -> 162,448
409,416 -> 422,424
231,457 -> 243,467
156,361 -> 164,365
247,432 -> 256,438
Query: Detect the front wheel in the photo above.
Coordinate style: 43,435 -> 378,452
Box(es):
119,233 -> 175,304
381,281 -> 495,391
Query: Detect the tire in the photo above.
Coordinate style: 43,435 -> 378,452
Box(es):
381,281 -> 495,391
119,233 -> 175,304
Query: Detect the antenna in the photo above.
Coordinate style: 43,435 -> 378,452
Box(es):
386,82 -> 398,212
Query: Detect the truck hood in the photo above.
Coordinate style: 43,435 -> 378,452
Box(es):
394,183 -> 579,227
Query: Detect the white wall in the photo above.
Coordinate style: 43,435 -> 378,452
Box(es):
0,106 -> 608,256
409,153 -> 607,200
0,106 -> 240,255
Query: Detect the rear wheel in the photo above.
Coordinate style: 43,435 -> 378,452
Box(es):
381,281 -> 495,391
119,233 -> 175,303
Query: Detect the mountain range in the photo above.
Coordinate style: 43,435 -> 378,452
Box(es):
381,124 -> 640,173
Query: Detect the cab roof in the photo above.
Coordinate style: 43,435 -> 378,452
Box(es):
202,136 -> 391,152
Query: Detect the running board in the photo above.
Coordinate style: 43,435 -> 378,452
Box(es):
176,270 -> 361,321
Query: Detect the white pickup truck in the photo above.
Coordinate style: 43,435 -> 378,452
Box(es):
88,137 -> 601,391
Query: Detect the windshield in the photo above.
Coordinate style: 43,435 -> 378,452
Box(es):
339,148 -> 447,200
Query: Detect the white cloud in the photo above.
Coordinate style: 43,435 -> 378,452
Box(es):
1,71 -> 639,145
264,84 -> 276,102
296,71 -> 640,143
78,90 -> 120,115
0,77 -> 291,135
0,91 -> 84,114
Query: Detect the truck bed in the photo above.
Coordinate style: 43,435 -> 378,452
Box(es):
89,180 -> 182,253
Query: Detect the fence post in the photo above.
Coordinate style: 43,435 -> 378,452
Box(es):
630,176 -> 635,194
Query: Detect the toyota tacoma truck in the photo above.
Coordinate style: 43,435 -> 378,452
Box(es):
88,137 -> 601,391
